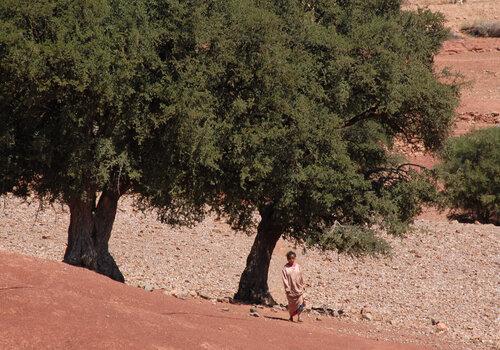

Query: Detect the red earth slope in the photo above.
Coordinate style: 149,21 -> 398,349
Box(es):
0,251 -> 440,350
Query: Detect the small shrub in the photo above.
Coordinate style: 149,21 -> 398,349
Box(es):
461,21 -> 500,37
310,225 -> 391,256
437,127 -> 500,224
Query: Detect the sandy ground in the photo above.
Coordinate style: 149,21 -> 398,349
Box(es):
0,251 -> 449,350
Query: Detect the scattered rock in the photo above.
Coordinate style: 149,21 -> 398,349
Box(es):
221,307 -> 230,312
435,322 -> 448,333
250,311 -> 260,317
172,292 -> 188,300
1,195 -> 498,346
198,293 -> 215,301
361,306 -> 373,321
362,312 -> 373,321
189,290 -> 197,297
315,317 -> 322,321
143,283 -> 153,292
41,235 -> 50,239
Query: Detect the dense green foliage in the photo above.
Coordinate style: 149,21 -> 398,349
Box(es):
437,127 -> 500,224
0,0 -> 218,279
0,0 -> 212,217
167,0 -> 458,246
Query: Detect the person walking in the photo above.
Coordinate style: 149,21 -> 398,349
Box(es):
282,251 -> 305,322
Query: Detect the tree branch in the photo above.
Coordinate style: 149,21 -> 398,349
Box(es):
369,163 -> 428,174
340,105 -> 379,128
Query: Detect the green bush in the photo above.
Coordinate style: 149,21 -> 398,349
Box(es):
309,225 -> 390,256
438,127 -> 500,224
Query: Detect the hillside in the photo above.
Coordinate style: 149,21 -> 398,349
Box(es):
402,0 -> 499,168
1,251 -> 444,350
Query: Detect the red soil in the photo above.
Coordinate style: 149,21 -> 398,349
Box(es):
436,38 -> 500,121
0,251 -> 441,350
412,37 -> 498,221
405,37 -> 499,170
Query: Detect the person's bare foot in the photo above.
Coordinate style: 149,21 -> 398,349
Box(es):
289,317 -> 294,322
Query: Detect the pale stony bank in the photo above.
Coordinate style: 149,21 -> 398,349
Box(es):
0,195 -> 498,350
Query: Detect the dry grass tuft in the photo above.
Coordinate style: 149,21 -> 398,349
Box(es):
404,0 -> 466,5
461,21 -> 500,37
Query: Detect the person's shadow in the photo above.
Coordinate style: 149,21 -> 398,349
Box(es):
263,315 -> 290,322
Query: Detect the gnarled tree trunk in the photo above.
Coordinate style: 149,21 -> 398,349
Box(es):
234,205 -> 282,305
63,189 -> 124,282
63,195 -> 97,270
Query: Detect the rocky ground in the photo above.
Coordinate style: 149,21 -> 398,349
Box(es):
0,195 -> 498,349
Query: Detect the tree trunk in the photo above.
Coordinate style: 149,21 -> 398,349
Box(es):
63,190 -> 124,282
93,190 -> 124,282
233,205 -> 282,305
63,195 -> 97,270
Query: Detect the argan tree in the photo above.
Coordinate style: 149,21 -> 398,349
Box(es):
192,0 -> 459,304
0,0 -> 215,281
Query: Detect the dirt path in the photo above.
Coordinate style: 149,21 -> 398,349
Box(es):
0,251 -> 449,350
